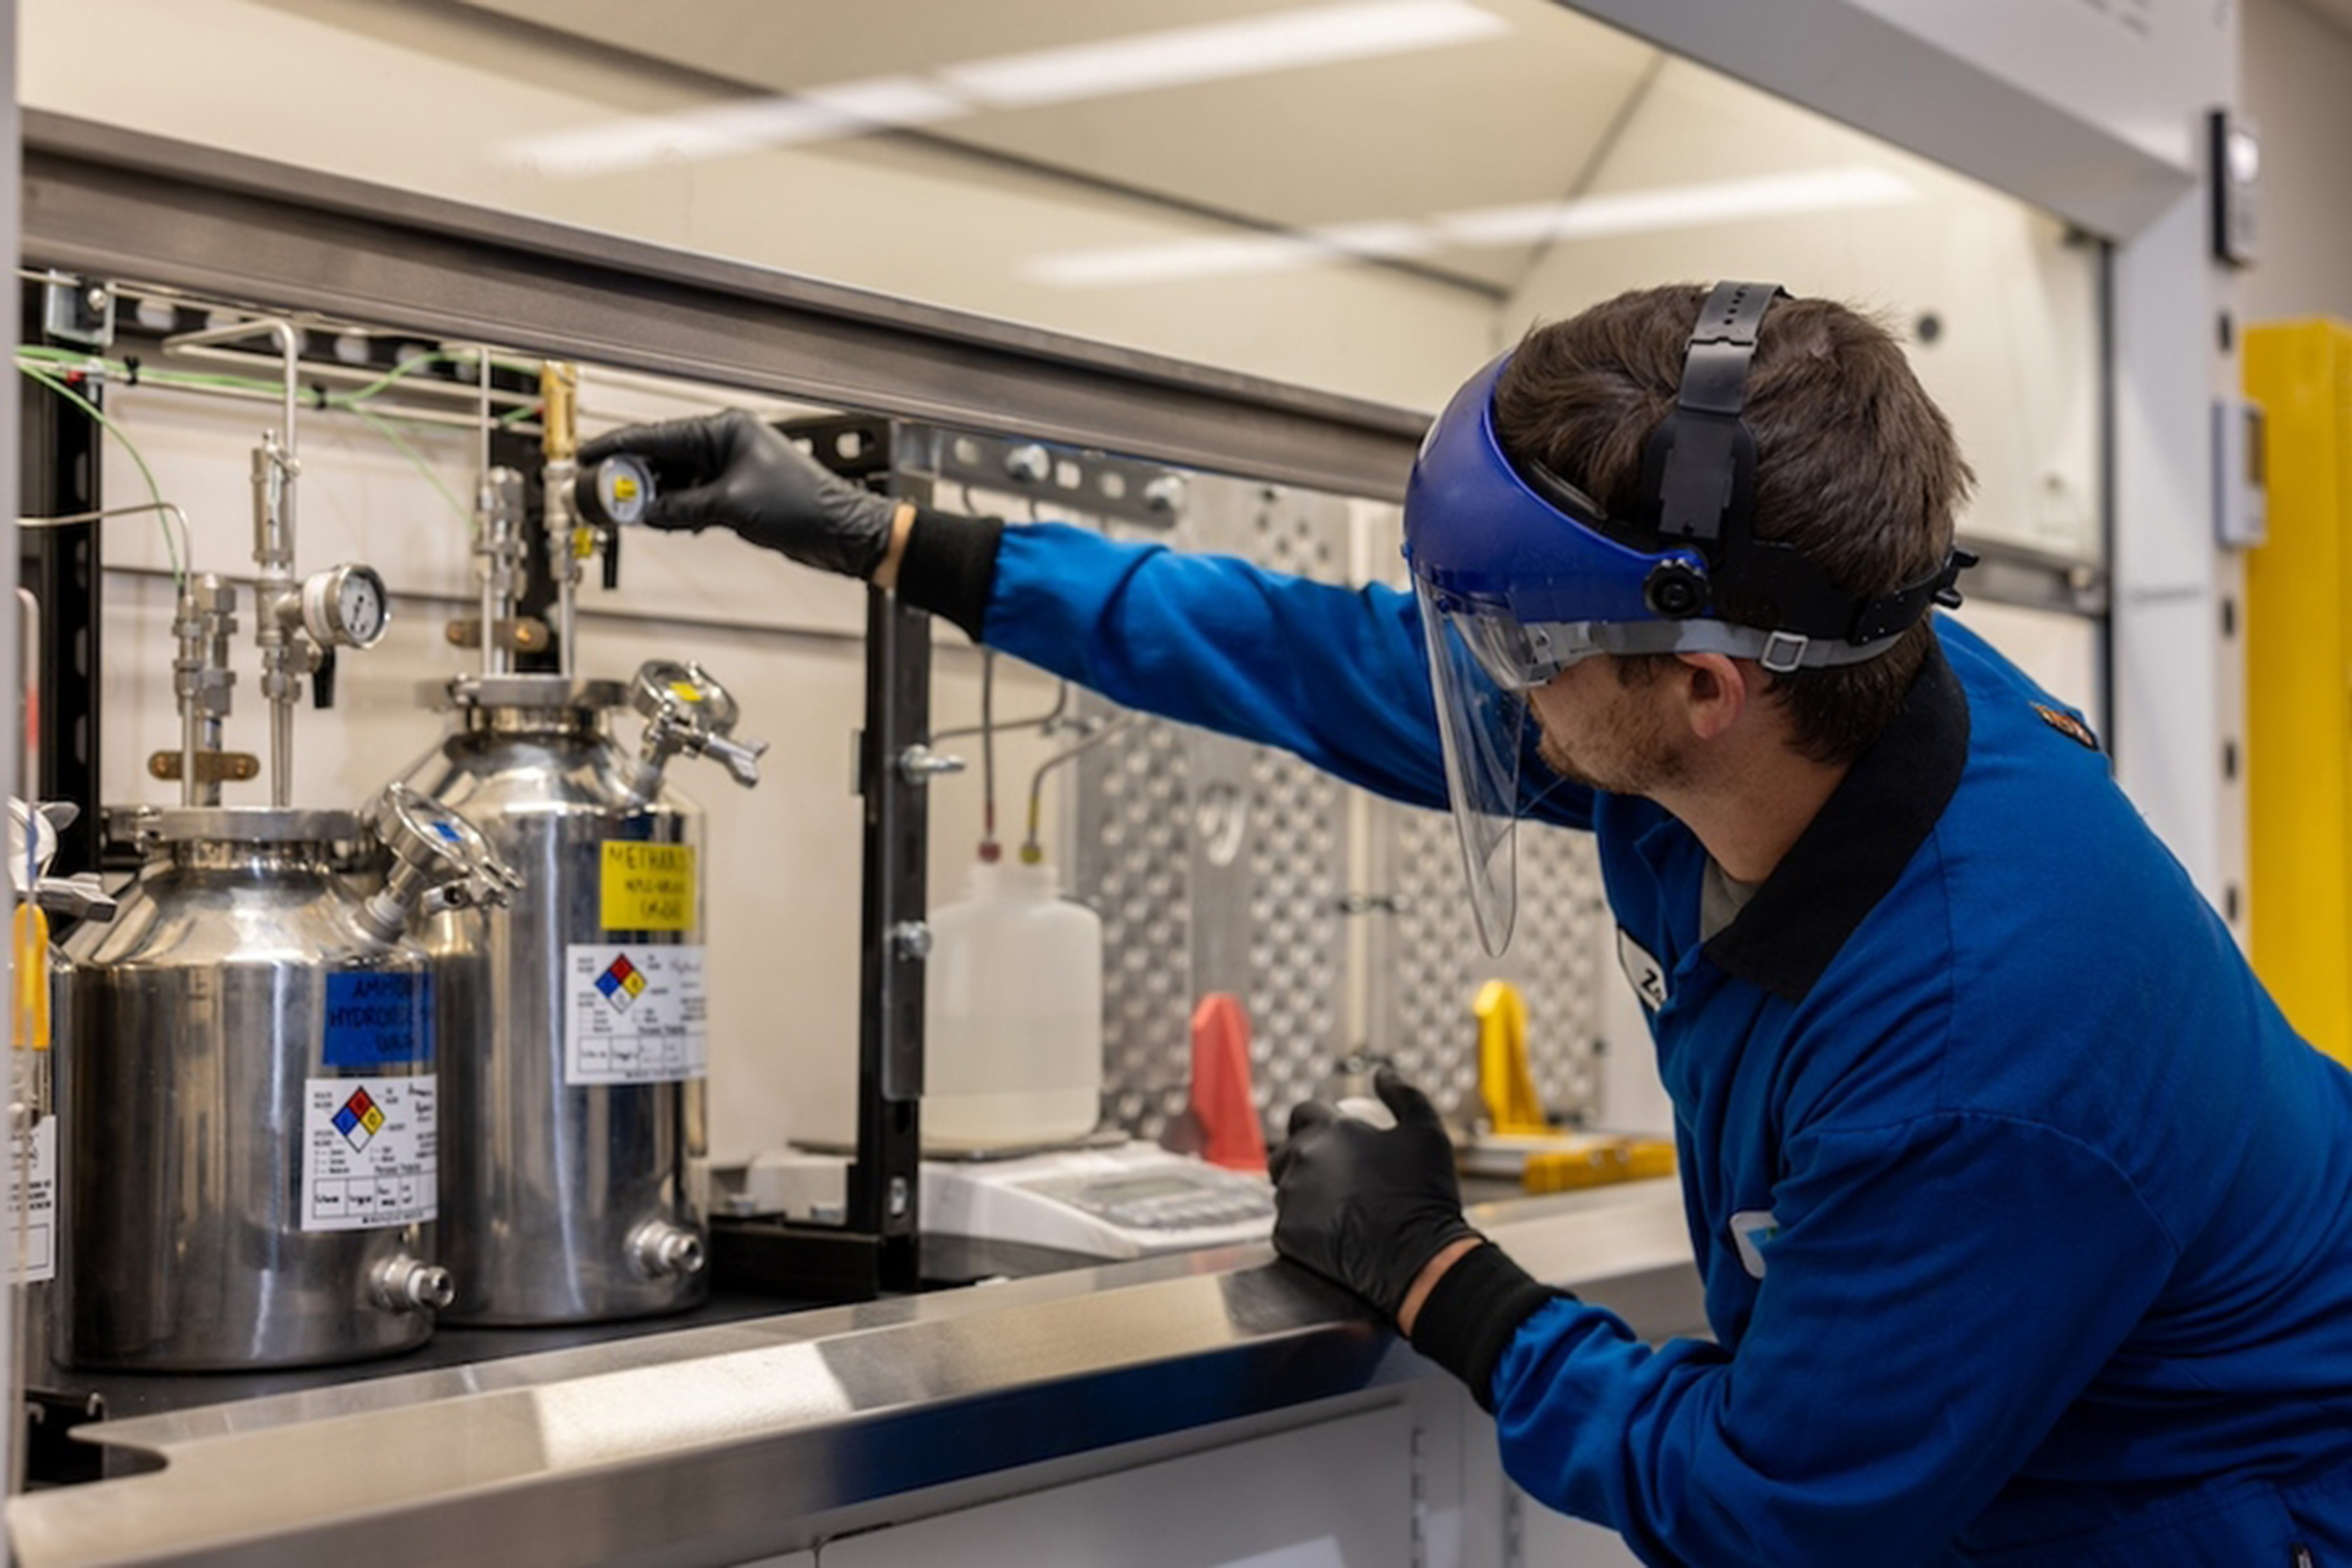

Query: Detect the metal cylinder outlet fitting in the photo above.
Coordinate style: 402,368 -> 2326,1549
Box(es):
629,1220 -> 707,1279
373,1257 -> 456,1315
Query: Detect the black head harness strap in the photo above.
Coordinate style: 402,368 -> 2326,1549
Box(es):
1649,279 -> 1777,550
1535,280 -> 1978,669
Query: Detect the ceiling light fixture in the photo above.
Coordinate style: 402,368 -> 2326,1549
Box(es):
939,0 -> 1508,109
505,78 -> 964,179
1021,167 -> 1918,288
1026,221 -> 1441,289
1435,167 -> 1916,247
501,0 -> 1508,177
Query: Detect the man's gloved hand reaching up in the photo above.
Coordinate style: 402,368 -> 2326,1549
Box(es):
581,410 -> 904,579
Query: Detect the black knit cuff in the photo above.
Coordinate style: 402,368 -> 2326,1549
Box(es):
1408,1242 -> 1567,1412
894,506 -> 1006,641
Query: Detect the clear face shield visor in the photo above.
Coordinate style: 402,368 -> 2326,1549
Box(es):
1412,586 -> 1597,957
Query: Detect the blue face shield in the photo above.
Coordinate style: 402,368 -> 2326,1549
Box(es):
1405,351 -> 1703,956
1404,284 -> 1974,955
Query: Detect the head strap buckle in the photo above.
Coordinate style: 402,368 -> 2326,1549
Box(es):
1759,630 -> 1810,674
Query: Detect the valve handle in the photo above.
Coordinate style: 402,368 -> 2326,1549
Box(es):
630,660 -> 765,791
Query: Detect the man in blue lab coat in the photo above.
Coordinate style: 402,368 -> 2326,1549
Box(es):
586,282 -> 2352,1565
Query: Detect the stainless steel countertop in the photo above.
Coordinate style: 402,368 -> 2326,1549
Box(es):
7,1182 -> 1700,1568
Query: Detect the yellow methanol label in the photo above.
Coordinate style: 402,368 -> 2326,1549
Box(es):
602,842 -> 697,931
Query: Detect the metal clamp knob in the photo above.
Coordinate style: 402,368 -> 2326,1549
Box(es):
700,733 -> 768,790
896,744 -> 967,785
32,875 -> 117,923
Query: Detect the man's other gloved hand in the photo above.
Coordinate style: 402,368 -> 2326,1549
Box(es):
579,409 -> 898,579
1269,1067 -> 1478,1320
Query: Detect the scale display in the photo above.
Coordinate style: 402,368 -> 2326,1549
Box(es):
921,1143 -> 1274,1261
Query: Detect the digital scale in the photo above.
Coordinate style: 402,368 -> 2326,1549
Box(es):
740,1140 -> 1274,1263
922,1142 -> 1274,1261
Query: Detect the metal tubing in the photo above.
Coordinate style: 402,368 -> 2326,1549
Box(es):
82,369 -> 529,435
176,592 -> 200,808
166,575 -> 234,809
19,501 -> 192,580
269,703 -> 292,810
165,316 -> 304,807
475,469 -> 525,679
155,341 -> 536,413
540,362 -> 581,678
162,314 -> 299,458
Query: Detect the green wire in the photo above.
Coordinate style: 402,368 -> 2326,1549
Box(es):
344,405 -> 475,535
330,347 -> 537,408
16,361 -> 185,586
15,341 -> 532,550
332,351 -> 463,405
14,344 -> 116,370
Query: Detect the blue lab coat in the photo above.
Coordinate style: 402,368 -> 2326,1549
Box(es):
914,515 -> 2352,1567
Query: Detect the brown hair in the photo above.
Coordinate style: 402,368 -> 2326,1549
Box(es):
1492,285 -> 1974,764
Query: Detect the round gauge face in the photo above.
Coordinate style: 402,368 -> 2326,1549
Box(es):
338,569 -> 388,645
594,455 -> 654,527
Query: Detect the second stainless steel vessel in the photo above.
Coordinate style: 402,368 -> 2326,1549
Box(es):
399,664 -> 763,1324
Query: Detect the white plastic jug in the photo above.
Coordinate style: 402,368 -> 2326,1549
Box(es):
923,860 -> 1105,1148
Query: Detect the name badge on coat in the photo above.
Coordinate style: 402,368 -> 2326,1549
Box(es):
1730,1209 -> 1780,1279
1617,927 -> 1668,1011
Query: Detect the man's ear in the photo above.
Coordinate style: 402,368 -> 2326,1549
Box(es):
1672,651 -> 1750,741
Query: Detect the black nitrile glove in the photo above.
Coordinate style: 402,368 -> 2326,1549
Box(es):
580,409 -> 898,579
1269,1067 -> 1479,1320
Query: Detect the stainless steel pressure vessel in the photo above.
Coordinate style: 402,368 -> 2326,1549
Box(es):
58,803 -> 502,1370
399,669 -> 757,1324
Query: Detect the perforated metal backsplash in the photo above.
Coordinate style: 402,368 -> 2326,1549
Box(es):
1048,465 -> 1609,1143
1368,808 -> 1606,1123
1081,716 -> 1195,1138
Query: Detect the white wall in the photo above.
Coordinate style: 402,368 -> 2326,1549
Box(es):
2240,0 -> 2352,325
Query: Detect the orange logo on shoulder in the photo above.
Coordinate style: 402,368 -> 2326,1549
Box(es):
2033,703 -> 2100,751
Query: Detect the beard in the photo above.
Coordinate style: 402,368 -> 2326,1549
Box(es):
1535,713 -> 1688,798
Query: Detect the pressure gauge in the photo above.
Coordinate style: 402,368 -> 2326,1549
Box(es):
578,453 -> 656,528
300,562 -> 391,649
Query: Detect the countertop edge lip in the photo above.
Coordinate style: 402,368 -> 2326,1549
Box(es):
6,1184 -> 1698,1567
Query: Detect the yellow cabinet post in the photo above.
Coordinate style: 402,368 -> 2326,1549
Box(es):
2246,320 -> 2352,1064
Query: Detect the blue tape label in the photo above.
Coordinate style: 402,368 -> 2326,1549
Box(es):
321,970 -> 435,1070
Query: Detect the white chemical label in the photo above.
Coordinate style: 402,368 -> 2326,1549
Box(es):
14,1116 -> 56,1284
564,944 -> 708,1085
302,1076 -> 437,1232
